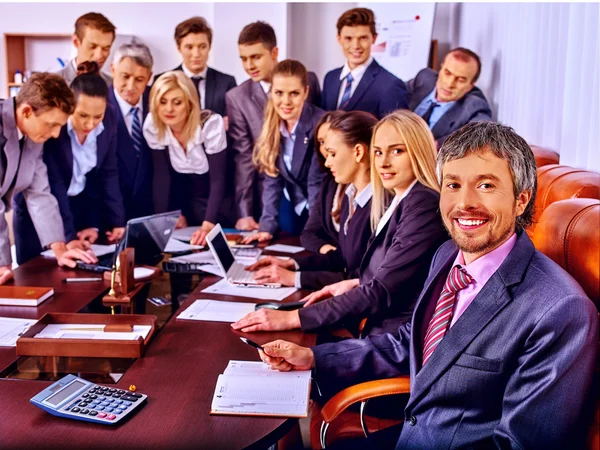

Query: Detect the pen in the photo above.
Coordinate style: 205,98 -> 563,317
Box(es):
239,337 -> 264,351
62,277 -> 103,283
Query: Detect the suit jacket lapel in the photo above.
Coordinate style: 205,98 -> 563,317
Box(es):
327,68 -> 343,110
407,232 -> 536,410
204,67 -> 217,112
359,197 -> 401,272
345,60 -> 379,111
59,127 -> 74,184
250,81 -> 268,117
431,103 -> 459,139
1,98 -> 21,193
109,89 -> 137,179
289,104 -> 312,177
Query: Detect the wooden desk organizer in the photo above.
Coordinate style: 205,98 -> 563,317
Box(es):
16,312 -> 157,358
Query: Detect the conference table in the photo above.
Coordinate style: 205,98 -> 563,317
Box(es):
0,240 -> 317,449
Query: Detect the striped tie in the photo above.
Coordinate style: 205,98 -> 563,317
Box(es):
339,73 -> 354,108
422,265 -> 474,365
130,107 -> 143,158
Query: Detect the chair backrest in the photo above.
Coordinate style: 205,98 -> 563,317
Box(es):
530,165 -> 600,238
532,198 -> 600,307
530,145 -> 559,167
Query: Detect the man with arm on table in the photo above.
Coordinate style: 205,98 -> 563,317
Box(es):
2,73 -> 97,284
257,121 -> 598,449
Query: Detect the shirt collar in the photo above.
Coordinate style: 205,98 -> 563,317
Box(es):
340,56 -> 374,80
430,88 -> 456,106
259,80 -> 271,94
345,183 -> 373,208
279,120 -> 298,139
67,117 -> 105,143
113,86 -> 143,116
16,127 -> 23,141
181,64 -> 208,79
455,232 -> 518,284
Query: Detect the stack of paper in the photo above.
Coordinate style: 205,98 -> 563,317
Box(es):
164,237 -> 204,253
177,299 -> 256,322
211,361 -> 311,417
201,279 -> 297,301
34,324 -> 152,341
0,317 -> 37,346
264,244 -> 305,254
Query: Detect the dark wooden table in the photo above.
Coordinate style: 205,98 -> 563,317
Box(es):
0,249 -> 317,449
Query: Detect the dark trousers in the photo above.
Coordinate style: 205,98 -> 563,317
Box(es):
278,196 -> 309,236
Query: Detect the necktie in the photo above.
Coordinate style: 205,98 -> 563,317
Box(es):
421,101 -> 440,127
130,107 -> 143,159
339,73 -> 354,108
422,265 -> 474,365
191,76 -> 203,107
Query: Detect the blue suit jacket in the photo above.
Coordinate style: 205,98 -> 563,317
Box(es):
322,59 -> 408,119
258,102 -> 326,235
299,183 -> 447,335
107,87 -> 153,220
313,231 -> 598,449
299,174 -> 340,253
408,68 -> 493,145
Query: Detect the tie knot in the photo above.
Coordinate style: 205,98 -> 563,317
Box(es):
130,106 -> 139,115
346,73 -> 354,83
446,265 -> 474,293
430,101 -> 439,108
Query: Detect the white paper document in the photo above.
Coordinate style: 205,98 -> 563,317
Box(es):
177,299 -> 256,322
164,237 -> 204,253
41,244 -> 116,258
171,226 -> 201,242
211,361 -> 311,417
201,279 -> 297,301
34,324 -> 152,341
0,317 -> 37,347
264,244 -> 305,254
169,252 -> 258,277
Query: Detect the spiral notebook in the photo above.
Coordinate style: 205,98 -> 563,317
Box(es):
210,361 -> 311,418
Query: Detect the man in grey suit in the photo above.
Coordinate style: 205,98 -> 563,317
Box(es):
0,73 -> 97,284
257,122 -> 598,449
226,21 -> 322,230
409,48 -> 492,147
56,12 -> 115,85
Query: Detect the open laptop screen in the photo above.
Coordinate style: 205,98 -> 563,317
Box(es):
209,229 -> 235,272
125,210 -> 180,265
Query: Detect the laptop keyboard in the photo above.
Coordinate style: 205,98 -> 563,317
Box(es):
229,263 -> 255,283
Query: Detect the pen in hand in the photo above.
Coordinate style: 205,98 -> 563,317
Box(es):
239,337 -> 264,351
62,277 -> 103,283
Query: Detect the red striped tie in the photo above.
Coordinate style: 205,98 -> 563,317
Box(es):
422,265 -> 473,365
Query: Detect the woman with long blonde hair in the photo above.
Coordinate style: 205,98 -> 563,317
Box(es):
233,110 -> 448,338
241,60 -> 326,243
143,71 -> 227,245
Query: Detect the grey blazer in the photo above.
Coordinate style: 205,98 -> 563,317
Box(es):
225,73 -> 321,220
313,231 -> 599,449
0,99 -> 65,265
56,59 -> 113,86
408,68 -> 492,145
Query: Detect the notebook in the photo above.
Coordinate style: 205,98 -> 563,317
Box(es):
210,360 -> 311,418
0,286 -> 54,307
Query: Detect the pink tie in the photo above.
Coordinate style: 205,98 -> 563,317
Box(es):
422,265 -> 473,365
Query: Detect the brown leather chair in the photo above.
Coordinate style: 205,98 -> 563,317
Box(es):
530,145 -> 559,167
530,165 -> 600,238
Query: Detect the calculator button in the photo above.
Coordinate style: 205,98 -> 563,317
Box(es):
112,394 -> 121,398
81,409 -> 89,414
100,402 -> 109,406
89,394 -> 97,399
89,411 -> 98,416
129,393 -> 143,398
72,407 -> 81,413
109,388 -> 117,393
99,397 -> 106,401
106,414 -> 116,421
121,395 -> 138,402
123,401 -> 132,406
82,393 -> 89,398
118,390 -> 126,395
91,400 -> 99,405
106,398 -> 114,403
114,409 -> 122,415
101,387 -> 108,391
97,412 -> 107,418
106,407 -> 114,412
78,402 -> 87,407
96,407 -> 105,411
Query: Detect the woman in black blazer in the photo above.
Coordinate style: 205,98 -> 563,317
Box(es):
233,110 -> 448,336
247,111 -> 378,290
13,62 -> 125,263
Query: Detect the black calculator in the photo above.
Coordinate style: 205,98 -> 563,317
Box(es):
30,374 -> 146,425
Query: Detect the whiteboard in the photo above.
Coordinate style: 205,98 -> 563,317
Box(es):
359,3 -> 436,82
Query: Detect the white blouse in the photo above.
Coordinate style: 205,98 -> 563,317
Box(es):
142,113 -> 227,175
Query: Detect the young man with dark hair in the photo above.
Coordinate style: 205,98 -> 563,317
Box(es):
1,73 -> 97,283
322,8 -> 408,119
409,47 -> 492,146
257,121 -> 598,450
57,12 -> 116,85
226,21 -> 321,230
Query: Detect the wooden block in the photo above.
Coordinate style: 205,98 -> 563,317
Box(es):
104,324 -> 133,332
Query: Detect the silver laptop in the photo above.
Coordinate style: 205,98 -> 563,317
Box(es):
206,224 -> 281,288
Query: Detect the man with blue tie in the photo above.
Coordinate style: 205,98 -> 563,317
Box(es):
257,122 -> 598,449
321,8 -> 408,119
409,48 -> 492,147
109,43 -> 154,220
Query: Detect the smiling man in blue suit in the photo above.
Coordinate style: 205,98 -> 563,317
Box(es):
257,121 -> 598,450
321,8 -> 408,119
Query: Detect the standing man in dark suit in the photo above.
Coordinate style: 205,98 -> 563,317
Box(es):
1,73 -> 97,283
257,121 -> 598,449
322,8 -> 408,119
226,21 -> 322,230
109,42 -> 154,220
409,47 -> 492,147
